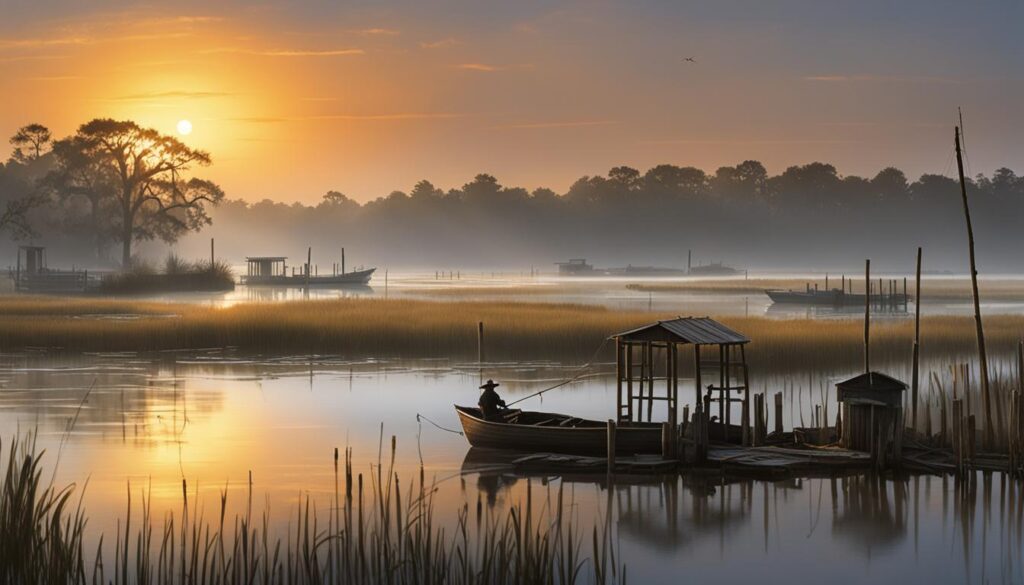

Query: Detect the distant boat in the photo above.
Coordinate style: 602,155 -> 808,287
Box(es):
766,288 -> 865,305
606,265 -> 687,277
555,258 -> 595,275
766,288 -> 907,307
455,405 -> 663,456
687,262 -> 741,276
242,255 -> 374,286
244,268 -> 375,286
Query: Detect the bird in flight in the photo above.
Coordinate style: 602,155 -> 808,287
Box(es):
683,56 -> 696,63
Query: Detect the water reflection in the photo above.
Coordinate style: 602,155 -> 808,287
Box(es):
1,353 -> 1024,583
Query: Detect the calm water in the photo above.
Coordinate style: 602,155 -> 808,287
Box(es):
1,352 -> 1022,584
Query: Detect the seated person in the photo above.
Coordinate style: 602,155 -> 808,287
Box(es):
478,379 -> 506,420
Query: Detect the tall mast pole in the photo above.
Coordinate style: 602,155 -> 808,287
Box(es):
955,125 -> 992,448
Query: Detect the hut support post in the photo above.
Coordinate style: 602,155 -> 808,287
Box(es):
694,345 -> 702,407
616,340 -> 624,424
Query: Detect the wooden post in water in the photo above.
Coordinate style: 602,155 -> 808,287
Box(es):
774,392 -> 783,435
210,238 -> 215,268
955,126 -> 993,448
341,248 -> 346,274
864,259 -> 871,377
306,247 -> 312,288
912,247 -> 922,432
477,321 -> 484,364
606,420 -> 617,474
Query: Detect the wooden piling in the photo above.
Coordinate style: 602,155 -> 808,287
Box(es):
477,321 -> 484,364
912,247 -> 922,432
774,392 -> 783,435
955,126 -> 993,449
864,259 -> 871,375
606,420 -> 617,473
661,422 -> 673,458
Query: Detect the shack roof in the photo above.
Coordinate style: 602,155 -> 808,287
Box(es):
611,317 -> 750,345
245,256 -> 287,262
837,372 -> 907,392
837,372 -> 906,407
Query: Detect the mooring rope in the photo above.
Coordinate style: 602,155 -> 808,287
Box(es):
417,413 -> 464,436
505,337 -> 610,407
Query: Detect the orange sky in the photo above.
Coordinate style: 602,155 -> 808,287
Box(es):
1,1 -> 1020,203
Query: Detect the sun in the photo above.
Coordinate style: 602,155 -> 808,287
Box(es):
176,119 -> 193,136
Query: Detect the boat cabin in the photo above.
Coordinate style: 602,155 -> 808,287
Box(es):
611,317 -> 751,444
555,258 -> 593,275
245,256 -> 288,278
837,372 -> 906,463
17,245 -> 46,276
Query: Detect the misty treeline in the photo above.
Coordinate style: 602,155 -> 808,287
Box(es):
0,121 -> 222,268
2,120 -> 1022,272
180,162 -> 1023,272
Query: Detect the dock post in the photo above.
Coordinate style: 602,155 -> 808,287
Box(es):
210,238 -> 214,268
912,247 -> 922,432
477,321 -> 484,364
661,422 -> 672,458
607,420 -> 617,474
774,392 -> 783,435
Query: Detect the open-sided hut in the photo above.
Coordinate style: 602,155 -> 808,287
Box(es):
610,317 -> 751,447
837,372 -> 906,465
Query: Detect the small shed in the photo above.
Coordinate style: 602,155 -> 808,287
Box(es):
837,372 -> 906,464
611,317 -> 751,444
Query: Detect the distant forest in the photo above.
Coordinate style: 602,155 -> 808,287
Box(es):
2,122 -> 1023,272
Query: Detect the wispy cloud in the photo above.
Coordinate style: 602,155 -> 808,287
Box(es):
420,38 -> 460,49
26,75 -> 82,81
455,63 -> 500,72
0,54 -> 68,63
495,120 -> 619,130
803,74 -> 961,84
355,28 -> 400,36
200,47 -> 364,57
640,138 -> 857,146
107,90 -> 234,102
228,112 -> 468,123
0,32 -> 192,50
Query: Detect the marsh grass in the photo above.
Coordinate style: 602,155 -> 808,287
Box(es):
1,296 -> 1022,371
100,256 -> 235,295
0,434 -> 624,584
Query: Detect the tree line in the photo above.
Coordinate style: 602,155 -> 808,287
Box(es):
2,120 -> 1022,271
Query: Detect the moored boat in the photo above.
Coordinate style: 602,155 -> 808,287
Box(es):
454,405 -> 663,456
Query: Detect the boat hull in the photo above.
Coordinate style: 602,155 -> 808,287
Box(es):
455,405 -> 663,456
243,268 -> 375,286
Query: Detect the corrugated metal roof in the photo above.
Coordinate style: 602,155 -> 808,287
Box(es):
611,316 -> 750,345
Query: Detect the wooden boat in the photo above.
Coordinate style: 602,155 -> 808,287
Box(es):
455,405 -> 663,456
766,288 -> 907,307
243,267 -> 375,286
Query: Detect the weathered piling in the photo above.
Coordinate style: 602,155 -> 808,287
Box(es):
606,420 -> 617,473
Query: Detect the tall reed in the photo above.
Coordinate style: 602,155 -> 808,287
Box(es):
0,433 -> 624,584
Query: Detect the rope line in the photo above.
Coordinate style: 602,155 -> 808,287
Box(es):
506,338 -> 610,407
416,413 -> 464,436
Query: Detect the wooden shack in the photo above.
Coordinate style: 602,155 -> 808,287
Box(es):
837,372 -> 906,465
611,317 -> 751,447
